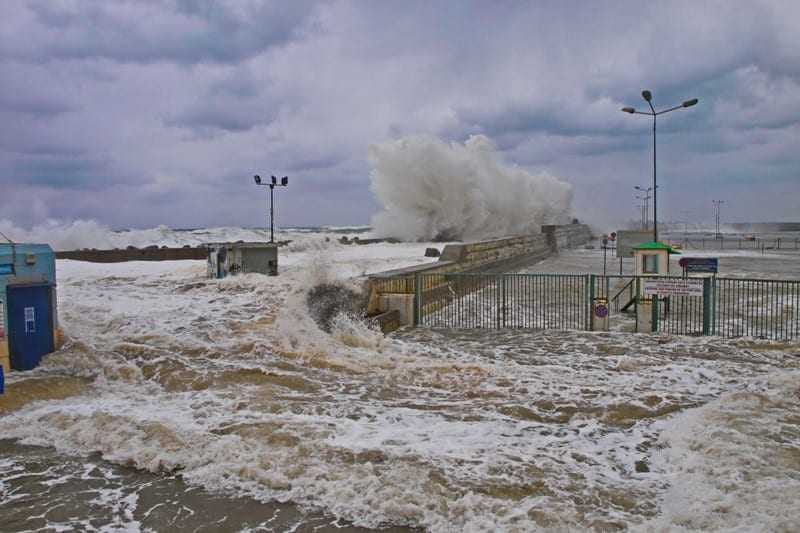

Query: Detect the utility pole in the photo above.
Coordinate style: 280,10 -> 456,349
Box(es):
712,200 -> 724,240
681,209 -> 690,236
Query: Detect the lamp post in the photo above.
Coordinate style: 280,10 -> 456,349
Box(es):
253,174 -> 289,243
712,200 -> 724,240
635,196 -> 646,229
622,91 -> 698,242
634,186 -> 652,230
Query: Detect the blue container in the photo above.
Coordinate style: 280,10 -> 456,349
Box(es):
7,283 -> 55,371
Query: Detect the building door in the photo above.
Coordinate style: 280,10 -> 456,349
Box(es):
7,283 -> 54,371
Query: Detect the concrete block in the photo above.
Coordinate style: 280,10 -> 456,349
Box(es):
0,349 -> 10,375
54,328 -> 65,350
637,299 -> 652,333
379,294 -> 415,326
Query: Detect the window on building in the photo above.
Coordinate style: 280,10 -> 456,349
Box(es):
643,254 -> 659,274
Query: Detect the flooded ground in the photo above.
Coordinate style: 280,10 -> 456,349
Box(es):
1,232 -> 799,532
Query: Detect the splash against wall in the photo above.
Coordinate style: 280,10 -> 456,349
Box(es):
369,135 -> 573,241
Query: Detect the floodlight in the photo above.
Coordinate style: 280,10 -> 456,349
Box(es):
641,90 -> 652,102
622,107 -> 635,114
254,175 -> 261,184
281,176 -> 288,186
271,175 -> 277,185
682,98 -> 698,108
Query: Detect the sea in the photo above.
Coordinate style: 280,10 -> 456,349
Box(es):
1,224 -> 799,532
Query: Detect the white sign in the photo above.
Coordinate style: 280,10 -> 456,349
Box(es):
643,278 -> 704,297
24,306 -> 36,333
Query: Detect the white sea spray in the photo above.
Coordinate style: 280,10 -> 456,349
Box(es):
368,134 -> 574,241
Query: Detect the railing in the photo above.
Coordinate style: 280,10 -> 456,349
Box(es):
418,273 -> 589,330
713,278 -> 800,340
667,237 -> 800,251
610,277 -> 636,312
370,271 -> 800,340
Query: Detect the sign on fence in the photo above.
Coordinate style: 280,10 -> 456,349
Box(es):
643,278 -> 704,297
679,257 -> 719,274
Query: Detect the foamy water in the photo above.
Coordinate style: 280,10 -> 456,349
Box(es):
1,229 -> 799,532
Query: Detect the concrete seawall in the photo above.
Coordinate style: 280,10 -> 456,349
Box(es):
367,224 -> 593,330
55,247 -> 208,263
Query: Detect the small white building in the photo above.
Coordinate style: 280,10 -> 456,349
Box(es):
632,241 -> 679,276
207,242 -> 279,278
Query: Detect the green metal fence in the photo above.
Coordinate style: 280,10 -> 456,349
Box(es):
418,272 -> 589,330
713,278 -> 800,340
393,272 -> 800,340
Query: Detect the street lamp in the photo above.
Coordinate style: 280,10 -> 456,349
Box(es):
712,199 -> 724,240
253,174 -> 289,243
634,186 -> 653,230
635,195 -> 647,230
622,90 -> 699,242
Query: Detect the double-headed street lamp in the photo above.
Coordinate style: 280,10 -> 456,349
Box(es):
622,90 -> 698,242
253,174 -> 288,243
634,185 -> 653,230
635,195 -> 647,230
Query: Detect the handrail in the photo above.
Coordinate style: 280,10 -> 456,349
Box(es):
611,277 -> 636,305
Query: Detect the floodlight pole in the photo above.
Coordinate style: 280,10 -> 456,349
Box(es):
253,175 -> 289,243
622,92 -> 698,242
269,184 -> 275,243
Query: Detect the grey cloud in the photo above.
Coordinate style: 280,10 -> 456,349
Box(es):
2,0 -> 800,229
4,154 -> 117,189
167,103 -> 276,134
9,0 -> 319,65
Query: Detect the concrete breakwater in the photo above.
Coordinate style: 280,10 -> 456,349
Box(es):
367,224 -> 592,330
55,247 -> 208,263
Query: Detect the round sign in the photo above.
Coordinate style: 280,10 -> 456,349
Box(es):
595,304 -> 609,318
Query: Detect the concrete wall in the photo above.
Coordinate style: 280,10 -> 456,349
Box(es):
367,224 -> 593,322
541,224 -> 594,252
56,247 -> 208,263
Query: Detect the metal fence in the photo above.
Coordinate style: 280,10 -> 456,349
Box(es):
666,237 -> 800,251
713,278 -> 800,339
418,273 -> 589,329
388,272 -> 800,340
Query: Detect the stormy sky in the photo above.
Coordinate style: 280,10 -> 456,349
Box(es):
2,0 -> 798,230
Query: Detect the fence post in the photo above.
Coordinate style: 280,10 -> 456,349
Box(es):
588,274 -> 595,331
702,277 -> 712,335
413,273 -> 421,326
502,275 -> 507,328
496,275 -> 501,329
651,296 -> 659,333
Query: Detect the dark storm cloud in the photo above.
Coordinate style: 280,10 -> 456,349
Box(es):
3,154 -> 115,190
1,0 -> 799,229
9,0 -> 317,65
